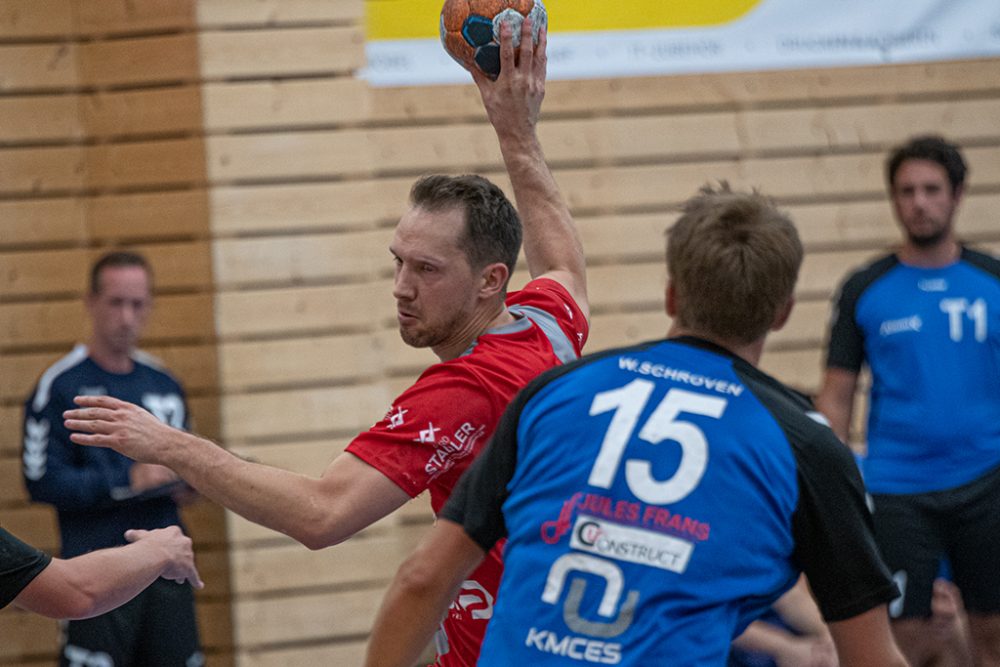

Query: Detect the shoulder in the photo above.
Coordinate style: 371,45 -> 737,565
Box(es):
960,246 -> 1000,280
507,277 -> 589,356
131,350 -> 185,390
734,361 -> 845,460
25,345 -> 90,413
836,253 -> 899,301
397,362 -> 494,410
514,341 -> 661,411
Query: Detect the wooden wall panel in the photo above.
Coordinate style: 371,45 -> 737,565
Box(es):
79,34 -> 200,87
208,181 -> 395,235
199,27 -> 364,79
74,0 -> 196,35
0,199 -> 87,248
196,0 -> 364,27
81,86 -> 205,138
0,1 -> 232,663
202,79 -> 370,130
0,0 -> 73,38
0,95 -> 82,144
0,43 -> 78,92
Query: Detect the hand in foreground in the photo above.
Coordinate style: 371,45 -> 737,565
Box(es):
472,18 -> 546,138
65,395 -> 174,464
125,526 -> 203,589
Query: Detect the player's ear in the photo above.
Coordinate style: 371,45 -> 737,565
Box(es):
665,281 -> 678,317
479,262 -> 509,299
771,296 -> 795,332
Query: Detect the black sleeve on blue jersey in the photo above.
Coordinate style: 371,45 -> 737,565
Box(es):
438,397 -> 521,553
737,362 -> 897,622
786,419 -> 897,621
961,246 -> 1000,281
825,255 -> 897,372
0,528 -> 52,609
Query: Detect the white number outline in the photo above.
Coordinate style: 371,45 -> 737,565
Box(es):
587,379 -> 727,505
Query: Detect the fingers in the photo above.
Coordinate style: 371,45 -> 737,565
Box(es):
64,416 -> 114,435
517,17 -> 533,72
73,394 -> 126,409
534,26 -> 548,79
498,20 -> 516,73
124,529 -> 148,543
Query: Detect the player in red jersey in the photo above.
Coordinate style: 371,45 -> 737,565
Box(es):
64,20 -> 587,666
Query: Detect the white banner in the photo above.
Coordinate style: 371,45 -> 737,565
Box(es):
363,0 -> 1000,87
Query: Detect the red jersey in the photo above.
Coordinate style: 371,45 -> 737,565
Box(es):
348,278 -> 588,666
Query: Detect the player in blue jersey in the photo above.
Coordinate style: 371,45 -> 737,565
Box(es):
22,251 -> 203,667
364,184 -> 905,666
817,136 -> 999,667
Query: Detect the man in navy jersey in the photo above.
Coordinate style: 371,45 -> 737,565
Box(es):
364,184 -> 905,666
817,136 -> 1000,666
22,251 -> 203,667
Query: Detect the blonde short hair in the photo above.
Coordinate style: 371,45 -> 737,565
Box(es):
666,183 -> 802,344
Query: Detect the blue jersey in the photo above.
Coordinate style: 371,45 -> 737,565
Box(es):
22,345 -> 189,558
826,248 -> 1000,494
443,337 -> 894,666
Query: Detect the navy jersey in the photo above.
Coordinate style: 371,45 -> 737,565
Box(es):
0,527 -> 51,609
22,345 -> 189,558
826,248 -> 1000,494
442,337 -> 895,666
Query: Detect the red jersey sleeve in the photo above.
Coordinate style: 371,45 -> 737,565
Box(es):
509,277 -> 589,356
346,365 -> 496,501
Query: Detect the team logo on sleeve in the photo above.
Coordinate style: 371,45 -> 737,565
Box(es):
387,406 -> 409,430
414,422 -> 441,444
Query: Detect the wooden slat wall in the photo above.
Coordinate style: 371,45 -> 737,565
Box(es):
3,1 -> 999,665
0,1 -> 232,664
191,3 -> 436,665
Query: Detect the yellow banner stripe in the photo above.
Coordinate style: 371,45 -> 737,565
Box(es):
368,0 -> 762,40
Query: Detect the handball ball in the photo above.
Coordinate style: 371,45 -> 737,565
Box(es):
440,0 -> 547,79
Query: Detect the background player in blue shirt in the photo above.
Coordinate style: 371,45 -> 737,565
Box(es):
22,251 -> 202,667
817,136 -> 1000,667
364,184 -> 905,666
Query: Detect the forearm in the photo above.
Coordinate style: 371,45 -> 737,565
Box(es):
815,369 -> 859,444
159,431 -> 338,548
364,571 -> 459,667
499,130 -> 586,287
365,522 -> 485,667
20,541 -> 168,619
732,621 -> 800,655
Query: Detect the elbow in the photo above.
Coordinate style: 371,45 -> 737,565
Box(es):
56,589 -> 102,620
395,555 -> 445,601
290,514 -> 349,551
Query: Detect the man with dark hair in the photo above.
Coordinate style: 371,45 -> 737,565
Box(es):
817,135 -> 1000,666
23,249 -> 203,667
2,525 -> 201,619
64,22 -> 588,666
363,184 -> 905,666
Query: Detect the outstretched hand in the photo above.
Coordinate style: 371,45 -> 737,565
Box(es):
65,395 -> 174,464
472,19 -> 547,139
125,527 -> 204,589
